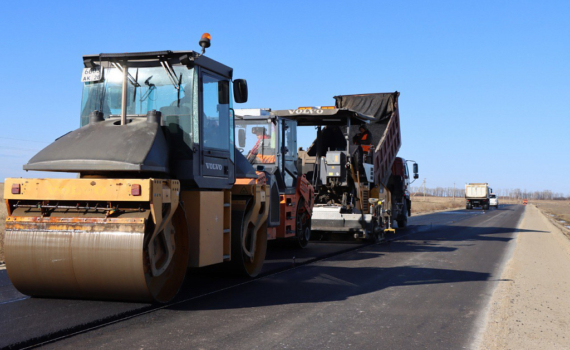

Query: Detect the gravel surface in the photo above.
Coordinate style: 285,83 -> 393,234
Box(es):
478,205 -> 570,349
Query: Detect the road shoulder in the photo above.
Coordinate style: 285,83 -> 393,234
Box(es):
477,205 -> 570,349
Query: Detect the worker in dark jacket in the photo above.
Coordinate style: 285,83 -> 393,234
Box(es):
352,124 -> 372,152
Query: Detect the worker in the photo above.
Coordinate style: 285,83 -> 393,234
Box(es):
352,124 -> 372,152
247,127 -> 275,163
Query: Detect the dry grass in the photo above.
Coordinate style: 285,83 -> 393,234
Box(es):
411,196 -> 465,215
532,199 -> 570,235
498,197 -> 524,205
0,183 -> 5,262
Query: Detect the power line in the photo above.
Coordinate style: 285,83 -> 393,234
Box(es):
0,146 -> 42,152
0,136 -> 51,144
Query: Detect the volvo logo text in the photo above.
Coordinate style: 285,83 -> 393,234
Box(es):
205,163 -> 223,171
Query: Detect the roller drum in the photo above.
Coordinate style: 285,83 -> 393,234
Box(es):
4,213 -> 188,303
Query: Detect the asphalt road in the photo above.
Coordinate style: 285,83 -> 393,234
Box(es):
0,205 -> 525,349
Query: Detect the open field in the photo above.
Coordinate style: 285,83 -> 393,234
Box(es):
411,195 -> 465,214
532,199 -> 570,224
0,183 -> 5,262
531,199 -> 570,237
498,198 -> 528,205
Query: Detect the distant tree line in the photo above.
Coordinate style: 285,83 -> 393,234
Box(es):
410,186 -> 569,200
410,186 -> 465,198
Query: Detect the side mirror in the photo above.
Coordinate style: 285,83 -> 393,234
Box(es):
233,79 -> 248,103
218,81 -> 229,104
238,129 -> 246,147
413,163 -> 418,174
414,174 -> 419,179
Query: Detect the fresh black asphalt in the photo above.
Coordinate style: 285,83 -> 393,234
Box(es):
0,205 -> 526,349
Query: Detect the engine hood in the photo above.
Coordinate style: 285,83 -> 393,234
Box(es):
24,118 -> 169,173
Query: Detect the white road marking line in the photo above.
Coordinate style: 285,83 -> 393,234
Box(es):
0,297 -> 29,305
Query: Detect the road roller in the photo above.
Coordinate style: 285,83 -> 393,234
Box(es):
3,34 -> 270,303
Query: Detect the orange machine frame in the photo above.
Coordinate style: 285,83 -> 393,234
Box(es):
267,174 -> 313,240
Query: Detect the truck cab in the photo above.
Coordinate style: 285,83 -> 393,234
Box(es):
489,194 -> 499,208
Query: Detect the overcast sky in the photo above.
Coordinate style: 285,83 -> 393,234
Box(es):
0,0 -> 568,194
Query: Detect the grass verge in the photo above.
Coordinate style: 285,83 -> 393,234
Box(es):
531,199 -> 570,239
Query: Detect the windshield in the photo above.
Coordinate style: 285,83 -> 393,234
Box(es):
80,66 -> 195,142
236,119 -> 277,164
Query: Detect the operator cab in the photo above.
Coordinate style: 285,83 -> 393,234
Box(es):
272,108 -> 375,192
27,45 -> 249,190
235,109 -> 298,194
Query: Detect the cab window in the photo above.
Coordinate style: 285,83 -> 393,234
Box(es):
282,119 -> 298,187
202,73 -> 230,150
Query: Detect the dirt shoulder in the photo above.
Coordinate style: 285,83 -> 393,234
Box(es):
477,205 -> 570,349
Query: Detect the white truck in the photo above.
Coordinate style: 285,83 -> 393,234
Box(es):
465,183 -> 492,210
489,193 -> 499,208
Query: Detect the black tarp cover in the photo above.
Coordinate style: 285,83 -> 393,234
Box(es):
334,92 -> 398,149
334,92 -> 397,123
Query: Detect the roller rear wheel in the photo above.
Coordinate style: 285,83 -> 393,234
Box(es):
144,208 -> 190,303
231,203 -> 267,277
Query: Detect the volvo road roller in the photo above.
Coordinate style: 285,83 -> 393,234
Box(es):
3,34 -> 270,303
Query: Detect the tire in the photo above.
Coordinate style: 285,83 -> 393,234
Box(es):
396,217 -> 407,229
396,201 -> 408,229
230,199 -> 268,277
295,198 -> 311,248
483,204 -> 489,210
370,221 -> 383,243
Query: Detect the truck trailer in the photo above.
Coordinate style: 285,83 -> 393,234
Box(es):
465,183 -> 493,210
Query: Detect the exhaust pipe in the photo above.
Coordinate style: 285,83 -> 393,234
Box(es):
121,62 -> 128,125
89,110 -> 104,124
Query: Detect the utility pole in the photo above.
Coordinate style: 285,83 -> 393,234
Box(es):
453,182 -> 455,201
414,178 -> 427,201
